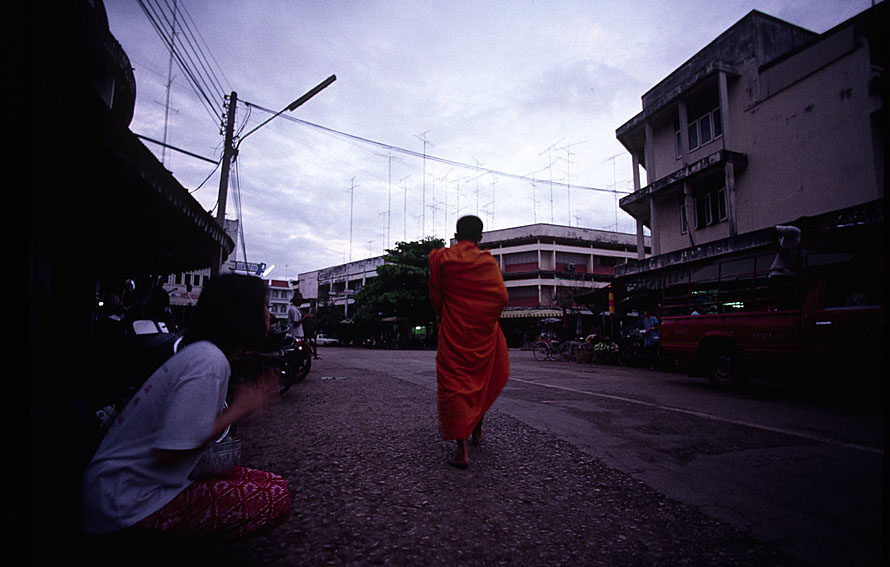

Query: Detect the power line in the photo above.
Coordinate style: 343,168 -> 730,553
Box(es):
241,100 -> 629,197
138,0 -> 227,126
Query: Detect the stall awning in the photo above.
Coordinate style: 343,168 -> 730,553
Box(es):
500,308 -> 564,319
29,1 -> 234,276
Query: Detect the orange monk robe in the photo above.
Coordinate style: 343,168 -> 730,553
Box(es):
429,240 -> 510,440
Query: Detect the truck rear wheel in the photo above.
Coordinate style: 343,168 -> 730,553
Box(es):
705,343 -> 745,386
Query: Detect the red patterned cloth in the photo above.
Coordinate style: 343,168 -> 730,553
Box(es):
134,467 -> 291,540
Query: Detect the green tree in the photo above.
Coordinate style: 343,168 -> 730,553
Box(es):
353,236 -> 445,329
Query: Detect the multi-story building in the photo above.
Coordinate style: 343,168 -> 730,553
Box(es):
613,4 -> 884,305
296,224 -> 647,344
476,224 -> 646,316
162,219 -> 286,325
266,279 -> 294,323
298,256 -> 386,318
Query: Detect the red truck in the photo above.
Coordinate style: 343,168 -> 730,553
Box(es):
658,250 -> 883,385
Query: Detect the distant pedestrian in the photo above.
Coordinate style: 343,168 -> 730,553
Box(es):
287,292 -> 307,339
303,307 -> 319,359
429,215 -> 510,468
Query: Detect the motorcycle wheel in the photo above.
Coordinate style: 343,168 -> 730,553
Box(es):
292,352 -> 311,385
279,351 -> 311,394
271,357 -> 295,395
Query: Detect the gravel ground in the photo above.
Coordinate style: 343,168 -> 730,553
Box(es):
79,351 -> 806,567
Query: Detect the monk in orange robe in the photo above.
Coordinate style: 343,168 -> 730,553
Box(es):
429,215 -> 510,468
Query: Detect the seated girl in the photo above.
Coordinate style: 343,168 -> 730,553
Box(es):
82,274 -> 290,540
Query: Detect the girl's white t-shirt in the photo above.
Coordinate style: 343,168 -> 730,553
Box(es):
81,340 -> 230,534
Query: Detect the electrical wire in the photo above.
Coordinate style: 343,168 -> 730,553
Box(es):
137,0 -> 226,126
232,156 -> 248,264
242,100 -> 631,196
176,1 -> 232,96
138,0 -> 219,123
189,158 -> 222,194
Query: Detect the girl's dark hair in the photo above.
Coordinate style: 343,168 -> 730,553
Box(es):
184,274 -> 268,353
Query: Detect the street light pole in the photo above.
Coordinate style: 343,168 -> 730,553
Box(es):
210,75 -> 337,276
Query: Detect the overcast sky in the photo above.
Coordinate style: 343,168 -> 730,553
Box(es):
104,0 -> 874,280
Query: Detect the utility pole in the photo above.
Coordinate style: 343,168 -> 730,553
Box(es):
386,154 -> 392,248
454,177 -> 461,222
562,145 -> 574,226
161,0 -> 178,166
472,157 -> 482,217
375,152 -> 398,249
211,90 -> 238,277
540,138 -> 564,224
560,140 -> 587,226
603,153 -> 622,231
439,168 -> 452,237
415,131 -> 432,236
348,177 -> 358,263
490,174 -> 498,226
400,175 -> 411,242
210,75 -> 336,276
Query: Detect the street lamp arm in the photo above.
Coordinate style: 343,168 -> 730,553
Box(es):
237,74 -> 337,150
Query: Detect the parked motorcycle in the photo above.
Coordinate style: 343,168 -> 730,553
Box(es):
231,330 -> 311,395
618,328 -> 659,367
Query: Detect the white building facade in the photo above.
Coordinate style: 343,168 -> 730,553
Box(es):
616,6 -> 884,260
296,224 -> 647,322
476,224 -> 647,318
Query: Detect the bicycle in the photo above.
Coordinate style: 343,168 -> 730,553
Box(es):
533,333 -> 570,361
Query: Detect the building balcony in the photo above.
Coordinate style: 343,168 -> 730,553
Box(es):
619,149 -> 747,224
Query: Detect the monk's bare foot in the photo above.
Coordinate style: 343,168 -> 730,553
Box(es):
448,439 -> 469,469
471,418 -> 484,446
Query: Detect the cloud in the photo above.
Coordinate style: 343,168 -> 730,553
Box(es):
521,59 -> 648,116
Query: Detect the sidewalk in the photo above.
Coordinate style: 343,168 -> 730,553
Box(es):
185,352 -> 803,566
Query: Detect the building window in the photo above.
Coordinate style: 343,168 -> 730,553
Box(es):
679,106 -> 722,154
687,122 -> 699,151
694,186 -> 727,228
700,114 -> 712,144
680,202 -> 688,234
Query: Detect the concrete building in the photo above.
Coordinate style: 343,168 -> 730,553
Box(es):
162,219 -> 276,305
267,279 -> 295,322
615,5 -> 884,265
160,218 -> 292,328
476,224 -> 647,319
298,256 -> 386,317
296,224 -> 647,345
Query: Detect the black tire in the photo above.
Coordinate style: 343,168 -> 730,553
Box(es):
590,346 -> 601,364
292,352 -> 311,385
533,341 -> 551,361
705,343 -> 745,386
617,344 -> 633,367
274,357 -> 295,395
280,351 -> 311,394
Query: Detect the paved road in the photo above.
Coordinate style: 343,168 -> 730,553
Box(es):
76,347 -> 878,566
333,347 -> 884,567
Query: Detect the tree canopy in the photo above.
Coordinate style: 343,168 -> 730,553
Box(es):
353,236 -> 445,327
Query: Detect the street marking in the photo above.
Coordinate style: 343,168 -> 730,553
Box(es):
510,377 -> 883,455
